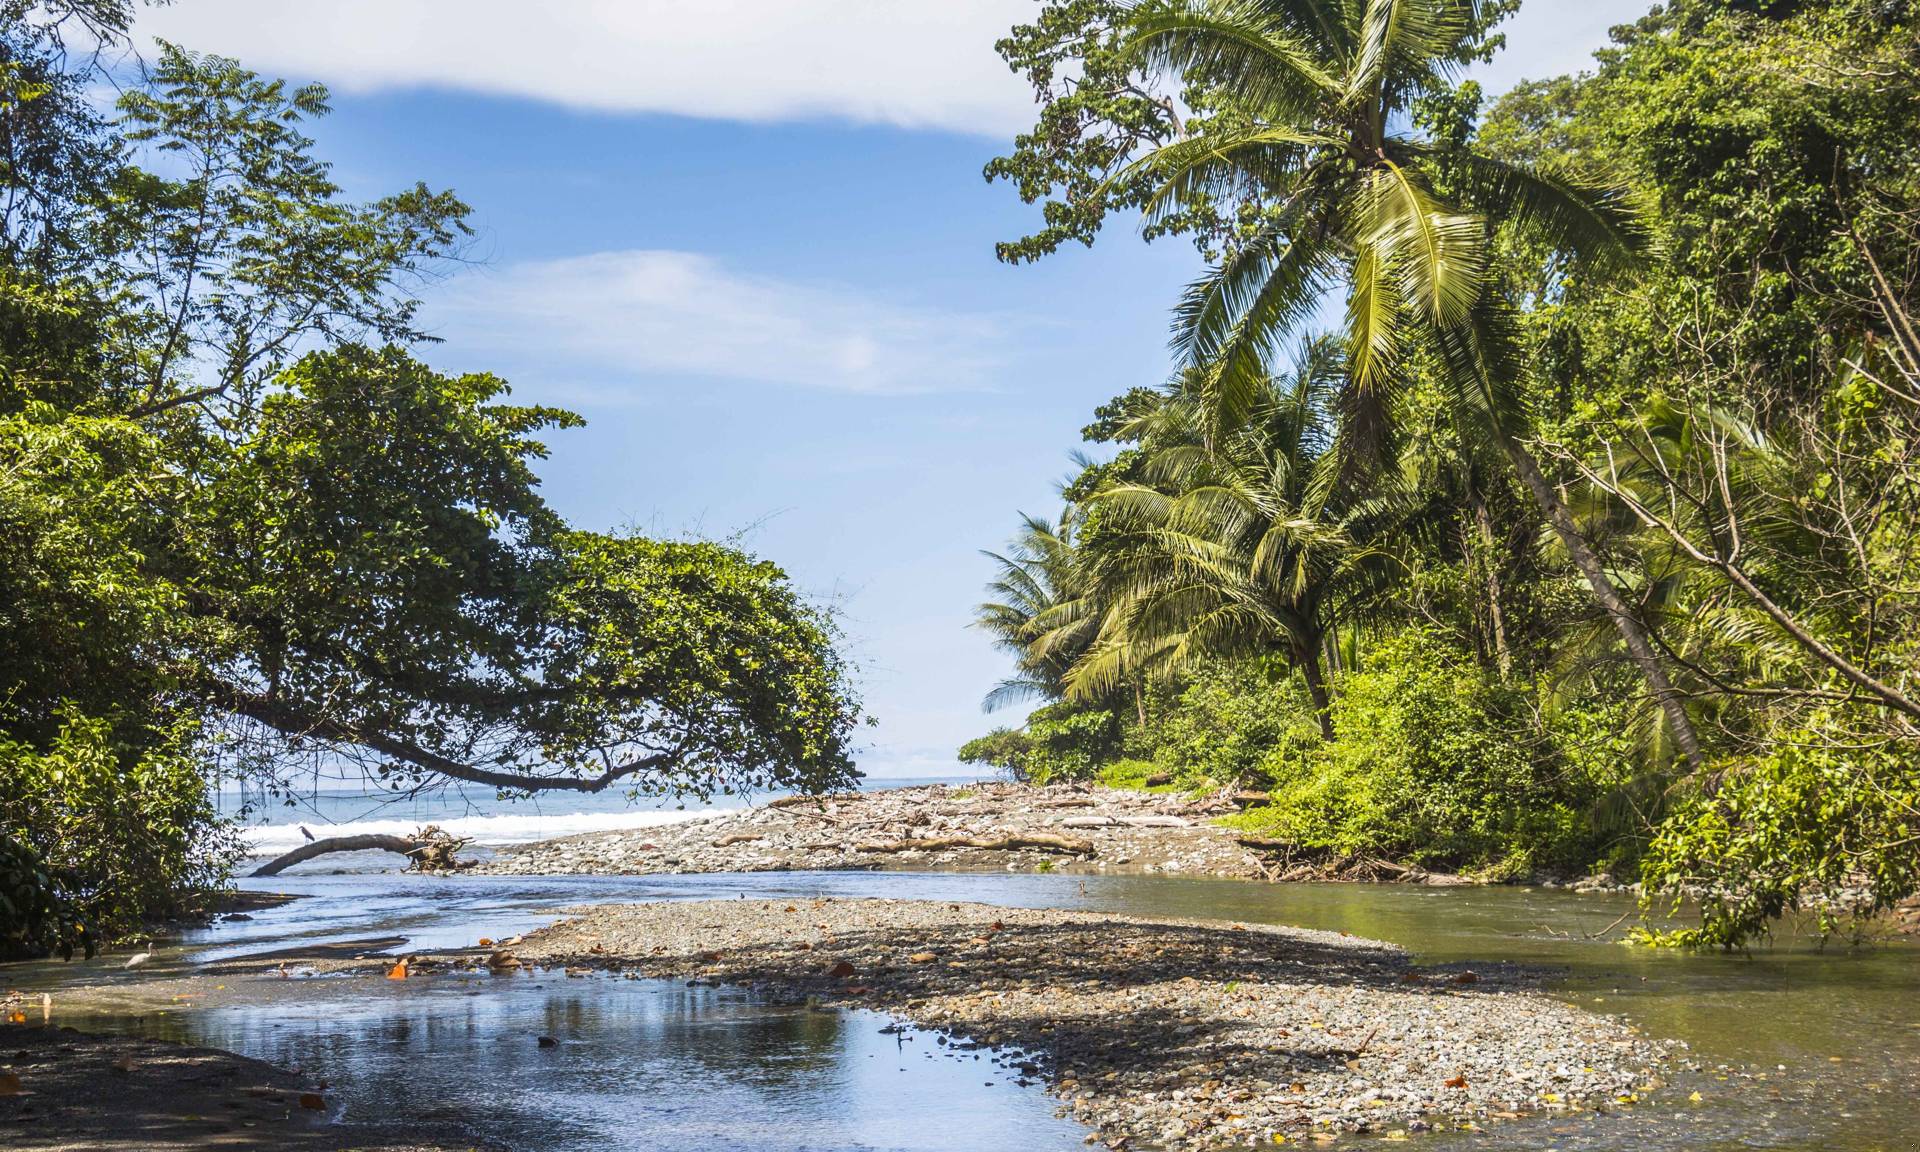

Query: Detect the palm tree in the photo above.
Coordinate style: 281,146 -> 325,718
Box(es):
1109,0 -> 1704,767
1061,338 -> 1403,737
973,508 -> 1100,710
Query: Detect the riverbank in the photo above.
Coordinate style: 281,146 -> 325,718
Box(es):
464,897 -> 1671,1149
0,1025 -> 498,1151
476,781 -> 1468,884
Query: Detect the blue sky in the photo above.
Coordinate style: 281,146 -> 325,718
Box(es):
138,1 -> 1652,777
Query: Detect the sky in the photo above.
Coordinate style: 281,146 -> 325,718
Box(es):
135,0 -> 1654,778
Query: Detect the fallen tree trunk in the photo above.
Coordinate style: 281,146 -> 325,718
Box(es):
853,833 -> 1093,856
250,827 -> 472,877
765,793 -> 859,810
252,835 -> 430,877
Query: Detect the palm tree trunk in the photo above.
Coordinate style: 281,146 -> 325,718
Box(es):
1294,639 -> 1335,741
1471,494 -> 1514,681
1502,439 -> 1704,771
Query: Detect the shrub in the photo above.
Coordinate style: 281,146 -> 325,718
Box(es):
1228,630 -> 1593,872
0,709 -> 240,952
958,703 -> 1122,783
0,834 -> 92,960
1095,758 -> 1168,790
1639,724 -> 1920,949
1148,659 -> 1322,788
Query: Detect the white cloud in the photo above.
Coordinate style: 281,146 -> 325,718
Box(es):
425,249 -> 1009,397
137,0 -> 1039,136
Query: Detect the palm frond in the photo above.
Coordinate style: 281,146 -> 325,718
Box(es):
1124,0 -> 1342,115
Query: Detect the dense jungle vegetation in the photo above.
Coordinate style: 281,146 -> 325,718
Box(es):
967,0 -> 1920,946
0,1 -> 864,959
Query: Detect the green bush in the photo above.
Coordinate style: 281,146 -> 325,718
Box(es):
1227,631 -> 1594,872
958,702 -> 1122,783
1639,724 -> 1920,949
1095,758 -> 1169,790
0,709 -> 240,952
0,834 -> 92,960
1148,659 -> 1322,788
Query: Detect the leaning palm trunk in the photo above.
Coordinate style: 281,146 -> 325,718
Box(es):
1293,635 -> 1335,739
1503,438 -> 1704,770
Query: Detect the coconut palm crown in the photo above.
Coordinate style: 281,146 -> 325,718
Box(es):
1105,0 -> 1704,766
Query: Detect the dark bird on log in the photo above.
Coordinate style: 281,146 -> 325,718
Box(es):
299,825 -> 315,842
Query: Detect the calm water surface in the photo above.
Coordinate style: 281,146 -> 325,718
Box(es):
8,869 -> 1916,1151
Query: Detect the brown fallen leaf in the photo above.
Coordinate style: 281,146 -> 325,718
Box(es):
477,937 -> 494,948
1444,1075 -> 1468,1089
827,961 -> 856,979
111,1056 -> 136,1073
0,1071 -> 21,1095
298,1093 -> 325,1110
843,985 -> 871,995
386,959 -> 410,980
4,1010 -> 24,1024
1451,971 -> 1478,985
908,952 -> 938,964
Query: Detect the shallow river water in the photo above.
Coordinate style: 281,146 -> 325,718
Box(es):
9,869 -> 1917,1151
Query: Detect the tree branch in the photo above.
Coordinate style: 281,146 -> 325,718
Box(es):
215,684 -> 689,793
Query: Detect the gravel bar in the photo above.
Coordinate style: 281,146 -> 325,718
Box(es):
484,781 -> 1350,882
484,897 -> 1673,1149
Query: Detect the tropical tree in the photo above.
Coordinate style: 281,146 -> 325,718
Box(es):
1062,339 -> 1404,737
974,507 -> 1100,710
994,0 -> 1702,766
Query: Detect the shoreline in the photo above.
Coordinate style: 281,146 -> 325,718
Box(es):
474,780 -> 1476,885
447,897 -> 1673,1149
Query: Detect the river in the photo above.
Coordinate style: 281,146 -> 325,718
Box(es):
8,869 -> 1916,1151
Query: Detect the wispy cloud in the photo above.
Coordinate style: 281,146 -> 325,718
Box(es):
426,250 -> 1010,398
138,1 -> 1038,136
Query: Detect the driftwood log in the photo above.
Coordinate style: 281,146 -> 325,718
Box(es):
250,826 -> 473,877
853,833 -> 1093,856
765,793 -> 860,810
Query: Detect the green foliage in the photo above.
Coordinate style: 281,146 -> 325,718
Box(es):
1639,723 -> 1920,949
1094,758 -> 1169,791
0,710 -> 240,948
981,0 -> 1920,942
1148,660 -> 1321,788
957,702 -> 1121,784
0,834 -> 90,961
0,5 -> 868,954
1225,631 -> 1591,872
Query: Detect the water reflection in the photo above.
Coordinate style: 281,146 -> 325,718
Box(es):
7,868 -> 1916,1151
80,975 -> 1079,1151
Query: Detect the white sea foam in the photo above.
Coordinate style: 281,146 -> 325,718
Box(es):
241,806 -> 733,857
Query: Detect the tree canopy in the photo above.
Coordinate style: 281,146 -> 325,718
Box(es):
977,0 -> 1920,946
0,6 -> 863,957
